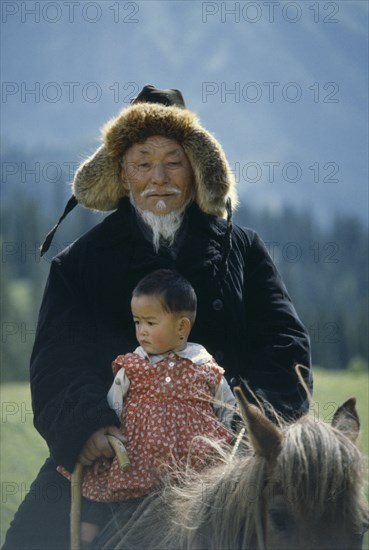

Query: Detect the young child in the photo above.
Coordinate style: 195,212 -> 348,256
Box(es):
69,269 -> 236,545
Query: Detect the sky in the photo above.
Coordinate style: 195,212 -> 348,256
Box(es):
1,0 -> 368,226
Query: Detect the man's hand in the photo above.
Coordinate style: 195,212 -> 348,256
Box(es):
78,426 -> 125,466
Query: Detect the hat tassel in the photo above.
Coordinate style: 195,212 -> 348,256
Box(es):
39,195 -> 78,257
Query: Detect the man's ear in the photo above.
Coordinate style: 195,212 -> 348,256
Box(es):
120,165 -> 130,191
178,316 -> 191,338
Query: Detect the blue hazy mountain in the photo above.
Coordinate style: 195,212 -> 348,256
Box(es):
2,1 -> 368,226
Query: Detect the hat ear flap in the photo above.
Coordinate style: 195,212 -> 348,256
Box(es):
72,145 -> 126,211
183,131 -> 237,218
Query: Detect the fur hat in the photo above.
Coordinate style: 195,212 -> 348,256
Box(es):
40,85 -> 237,256
73,93 -> 237,217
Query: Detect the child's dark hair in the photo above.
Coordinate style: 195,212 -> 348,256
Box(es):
132,269 -> 197,325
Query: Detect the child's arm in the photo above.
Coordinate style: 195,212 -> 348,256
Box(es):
107,368 -> 130,418
213,377 -> 237,429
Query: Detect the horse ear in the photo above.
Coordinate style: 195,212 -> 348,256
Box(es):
331,397 -> 360,443
233,386 -> 282,462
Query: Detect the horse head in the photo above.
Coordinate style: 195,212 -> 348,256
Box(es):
235,387 -> 369,550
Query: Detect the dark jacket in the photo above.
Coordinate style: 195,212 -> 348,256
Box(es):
30,198 -> 311,472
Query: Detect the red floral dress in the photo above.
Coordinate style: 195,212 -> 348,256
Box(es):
81,351 -> 233,501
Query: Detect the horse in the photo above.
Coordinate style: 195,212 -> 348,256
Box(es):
94,386 -> 369,550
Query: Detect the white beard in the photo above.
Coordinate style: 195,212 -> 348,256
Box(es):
129,194 -> 188,252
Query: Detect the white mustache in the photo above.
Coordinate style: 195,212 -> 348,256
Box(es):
140,187 -> 181,197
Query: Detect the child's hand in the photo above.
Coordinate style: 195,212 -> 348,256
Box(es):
92,457 -> 112,475
78,426 -> 126,466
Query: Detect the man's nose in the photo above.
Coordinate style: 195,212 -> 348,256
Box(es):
151,162 -> 167,184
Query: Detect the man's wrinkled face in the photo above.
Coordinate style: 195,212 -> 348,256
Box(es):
121,135 -> 194,215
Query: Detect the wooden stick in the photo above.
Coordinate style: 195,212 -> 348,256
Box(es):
70,462 -> 83,550
106,435 -> 131,471
70,436 -> 130,550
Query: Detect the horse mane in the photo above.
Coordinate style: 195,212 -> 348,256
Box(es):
162,438 -> 266,549
276,417 -> 368,526
101,408 -> 369,550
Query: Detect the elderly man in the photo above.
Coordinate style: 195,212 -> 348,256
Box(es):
3,85 -> 311,550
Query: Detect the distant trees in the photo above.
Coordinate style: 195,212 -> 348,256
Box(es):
234,205 -> 368,371
1,192 -> 103,382
1,194 -> 367,382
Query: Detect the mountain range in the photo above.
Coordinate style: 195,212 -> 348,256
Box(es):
2,1 -> 368,226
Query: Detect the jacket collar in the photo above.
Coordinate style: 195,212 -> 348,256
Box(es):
95,198 -> 226,279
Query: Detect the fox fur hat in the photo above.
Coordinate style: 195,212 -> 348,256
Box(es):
40,85 -> 237,256
72,87 -> 237,218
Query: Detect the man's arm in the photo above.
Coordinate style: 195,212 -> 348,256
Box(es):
240,230 -> 312,418
30,256 -> 120,472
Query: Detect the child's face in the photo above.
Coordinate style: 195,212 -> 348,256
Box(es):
131,294 -> 188,355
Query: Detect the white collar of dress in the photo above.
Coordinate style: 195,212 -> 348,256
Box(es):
134,343 -> 212,365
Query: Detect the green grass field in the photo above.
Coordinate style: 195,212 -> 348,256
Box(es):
1,369 -> 368,548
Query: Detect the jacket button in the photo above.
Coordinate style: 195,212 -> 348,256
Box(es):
212,298 -> 223,311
